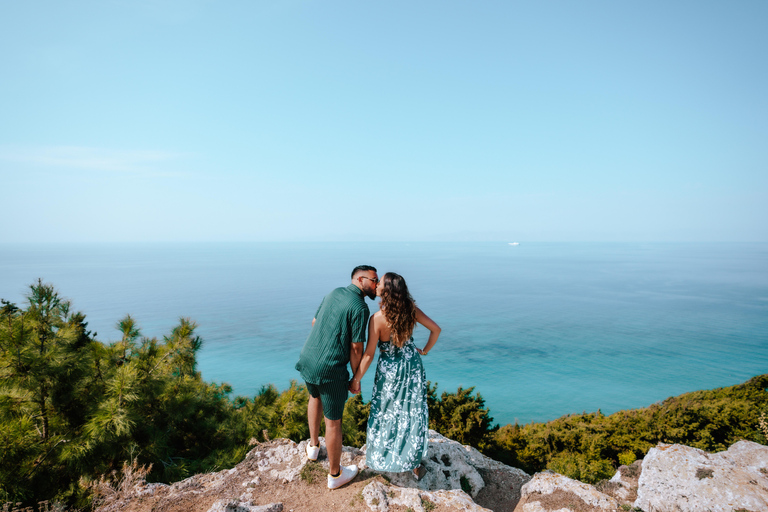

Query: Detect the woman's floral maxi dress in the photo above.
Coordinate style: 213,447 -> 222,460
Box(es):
365,338 -> 429,472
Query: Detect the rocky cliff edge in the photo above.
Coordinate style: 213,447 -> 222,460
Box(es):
94,431 -> 768,512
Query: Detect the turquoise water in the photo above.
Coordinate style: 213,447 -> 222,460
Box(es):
1,242 -> 767,425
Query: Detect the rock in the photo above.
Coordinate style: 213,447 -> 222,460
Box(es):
90,431 -> 768,512
206,501 -> 283,512
95,431 -> 531,512
364,430 -> 530,510
248,438 -> 307,483
362,480 -> 491,512
634,440 -> 768,512
594,460 -> 641,505
513,471 -> 620,512
135,482 -> 165,497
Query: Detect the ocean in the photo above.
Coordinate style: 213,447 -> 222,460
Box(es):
1,242 -> 767,426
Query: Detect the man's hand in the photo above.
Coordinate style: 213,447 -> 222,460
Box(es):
349,379 -> 361,394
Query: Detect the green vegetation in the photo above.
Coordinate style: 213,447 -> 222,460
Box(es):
459,475 -> 472,495
420,496 -> 436,512
485,374 -> 768,483
427,382 -> 496,451
298,461 -> 325,484
2,281 -> 767,507
0,281 -> 314,507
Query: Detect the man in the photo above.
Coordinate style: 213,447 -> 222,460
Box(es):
295,265 -> 378,489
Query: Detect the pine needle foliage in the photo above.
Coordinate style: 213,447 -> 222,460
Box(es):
0,282 -> 312,507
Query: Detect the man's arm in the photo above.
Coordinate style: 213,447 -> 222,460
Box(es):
349,306 -> 369,378
350,341 -> 363,376
350,315 -> 378,394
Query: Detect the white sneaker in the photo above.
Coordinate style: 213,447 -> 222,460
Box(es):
327,464 -> 358,489
306,442 -> 320,461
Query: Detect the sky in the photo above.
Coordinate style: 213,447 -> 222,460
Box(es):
1,1 -> 766,243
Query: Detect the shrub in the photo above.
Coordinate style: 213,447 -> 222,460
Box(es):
617,450 -> 636,466
427,382 -> 497,450
484,375 -> 768,483
342,394 -> 370,448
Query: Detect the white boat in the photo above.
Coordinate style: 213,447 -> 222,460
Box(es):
508,242 -> 519,246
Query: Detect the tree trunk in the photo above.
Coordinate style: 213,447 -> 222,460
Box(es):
38,389 -> 49,440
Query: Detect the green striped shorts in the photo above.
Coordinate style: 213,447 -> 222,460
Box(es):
305,379 -> 349,421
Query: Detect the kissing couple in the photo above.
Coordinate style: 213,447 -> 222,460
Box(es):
295,265 -> 441,489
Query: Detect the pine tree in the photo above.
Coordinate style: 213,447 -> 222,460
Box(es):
0,281 -> 95,503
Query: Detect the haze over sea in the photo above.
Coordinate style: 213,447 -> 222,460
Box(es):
2,242 -> 767,426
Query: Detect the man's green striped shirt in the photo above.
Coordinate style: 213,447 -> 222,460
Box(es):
295,284 -> 370,384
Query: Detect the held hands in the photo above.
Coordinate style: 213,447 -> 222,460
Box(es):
349,379 -> 361,394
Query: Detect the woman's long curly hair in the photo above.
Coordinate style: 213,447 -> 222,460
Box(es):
379,272 -> 417,347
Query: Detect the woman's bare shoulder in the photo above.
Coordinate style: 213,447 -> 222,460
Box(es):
372,310 -> 386,322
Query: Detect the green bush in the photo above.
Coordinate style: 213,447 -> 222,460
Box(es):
427,382 -> 496,450
617,450 -> 636,466
485,375 -> 768,483
548,451 -> 615,483
342,393 -> 371,448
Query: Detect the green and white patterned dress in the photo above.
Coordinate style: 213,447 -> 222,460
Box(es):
365,337 -> 429,472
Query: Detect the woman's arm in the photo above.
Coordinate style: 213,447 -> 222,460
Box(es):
415,307 -> 440,356
349,314 -> 381,394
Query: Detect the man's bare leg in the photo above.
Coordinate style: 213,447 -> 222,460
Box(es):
308,395 -> 323,448
324,417 -> 343,475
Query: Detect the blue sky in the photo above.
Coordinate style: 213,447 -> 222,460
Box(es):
2,1 -> 766,242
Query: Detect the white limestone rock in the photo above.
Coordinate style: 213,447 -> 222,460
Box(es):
134,482 -> 165,497
634,440 -> 768,512
242,475 -> 261,487
95,433 -> 524,512
364,429 -> 530,505
514,471 -> 619,512
248,438 -> 306,483
514,505 -> 569,512
606,469 -> 632,502
206,501 -> 283,512
598,460 -> 641,504
362,480 -> 491,512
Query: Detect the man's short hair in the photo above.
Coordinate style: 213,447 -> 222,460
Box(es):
351,265 -> 377,279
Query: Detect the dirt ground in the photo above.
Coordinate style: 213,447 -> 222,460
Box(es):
105,465 -> 458,512
246,469 -> 455,512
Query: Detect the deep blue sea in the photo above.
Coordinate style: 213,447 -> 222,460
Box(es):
1,242 -> 767,426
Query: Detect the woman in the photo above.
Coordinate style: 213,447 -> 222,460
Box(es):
350,272 -> 441,479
